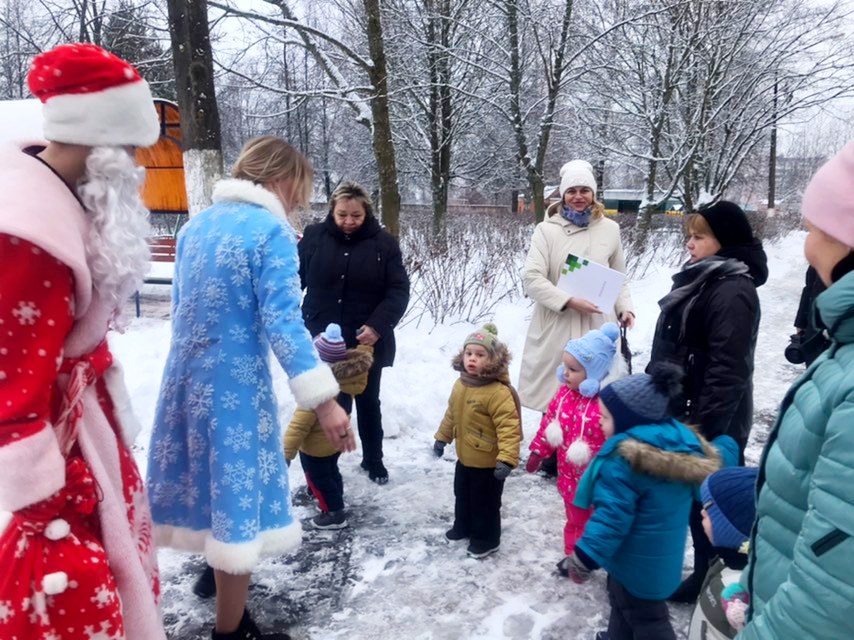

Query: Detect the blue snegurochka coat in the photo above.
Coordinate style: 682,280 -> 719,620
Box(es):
147,179 -> 339,573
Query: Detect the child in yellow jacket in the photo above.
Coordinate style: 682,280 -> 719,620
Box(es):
284,323 -> 373,529
432,323 -> 522,559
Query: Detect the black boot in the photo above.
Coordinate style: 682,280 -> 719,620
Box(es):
211,609 -> 291,640
364,460 -> 389,485
193,564 -> 216,599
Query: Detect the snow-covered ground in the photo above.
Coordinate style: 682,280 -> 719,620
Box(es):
114,231 -> 807,639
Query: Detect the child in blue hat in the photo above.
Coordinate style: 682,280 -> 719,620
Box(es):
526,323 -> 623,559
687,466 -> 758,640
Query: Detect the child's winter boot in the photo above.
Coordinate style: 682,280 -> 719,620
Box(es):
309,509 -> 348,530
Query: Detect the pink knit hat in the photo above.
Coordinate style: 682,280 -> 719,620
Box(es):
802,141 -> 854,248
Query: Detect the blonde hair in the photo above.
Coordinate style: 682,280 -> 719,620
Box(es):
328,181 -> 374,218
684,212 -> 714,237
546,197 -> 606,220
232,136 -> 313,227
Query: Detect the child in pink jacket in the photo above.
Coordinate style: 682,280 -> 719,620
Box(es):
526,323 -> 622,556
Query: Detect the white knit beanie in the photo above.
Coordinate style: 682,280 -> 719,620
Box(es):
559,160 -> 597,198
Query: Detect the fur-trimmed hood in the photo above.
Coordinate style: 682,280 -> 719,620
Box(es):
451,341 -> 512,383
329,345 -> 374,380
212,178 -> 289,223
616,423 -> 721,485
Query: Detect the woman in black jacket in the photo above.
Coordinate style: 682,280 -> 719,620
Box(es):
299,182 -> 410,484
647,200 -> 768,603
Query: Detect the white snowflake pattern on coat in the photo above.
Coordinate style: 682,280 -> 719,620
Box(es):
147,179 -> 339,573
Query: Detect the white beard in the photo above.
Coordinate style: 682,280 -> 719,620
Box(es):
77,146 -> 151,332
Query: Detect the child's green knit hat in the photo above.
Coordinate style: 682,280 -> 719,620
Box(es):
463,323 -> 499,354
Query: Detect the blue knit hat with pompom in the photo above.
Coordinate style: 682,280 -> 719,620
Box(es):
314,323 -> 347,363
563,322 -> 620,397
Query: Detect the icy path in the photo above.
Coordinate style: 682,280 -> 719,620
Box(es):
114,232 -> 808,639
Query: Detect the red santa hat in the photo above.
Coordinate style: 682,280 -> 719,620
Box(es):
27,43 -> 160,148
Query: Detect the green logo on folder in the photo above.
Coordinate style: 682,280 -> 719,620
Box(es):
562,254 -> 589,275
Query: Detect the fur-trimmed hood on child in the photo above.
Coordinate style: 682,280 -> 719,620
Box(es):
574,420 -> 723,600
451,340 -> 512,382
435,341 -> 522,469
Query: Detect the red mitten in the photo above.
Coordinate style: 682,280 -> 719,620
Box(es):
525,453 -> 543,473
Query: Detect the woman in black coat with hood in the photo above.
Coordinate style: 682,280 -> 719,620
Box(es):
647,200 -> 768,603
299,182 -> 410,484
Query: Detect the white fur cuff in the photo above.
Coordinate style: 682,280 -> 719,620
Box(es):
289,364 -> 340,410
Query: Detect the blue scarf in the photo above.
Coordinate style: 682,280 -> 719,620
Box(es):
561,205 -> 592,227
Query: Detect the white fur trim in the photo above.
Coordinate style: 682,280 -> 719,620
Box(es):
545,419 -> 564,447
288,364 -> 340,410
566,439 -> 592,466
0,511 -> 10,536
102,360 -> 142,446
43,571 -> 68,595
44,518 -> 71,541
42,79 -> 159,147
212,179 -> 287,222
0,426 -> 65,512
155,521 -> 302,574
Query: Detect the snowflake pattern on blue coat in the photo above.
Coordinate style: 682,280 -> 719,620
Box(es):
147,191 -> 324,552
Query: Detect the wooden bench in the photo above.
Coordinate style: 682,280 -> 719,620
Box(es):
134,236 -> 177,317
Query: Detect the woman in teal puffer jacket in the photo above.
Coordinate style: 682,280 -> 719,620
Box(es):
739,142 -> 854,640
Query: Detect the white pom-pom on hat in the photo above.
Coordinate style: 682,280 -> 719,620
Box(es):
43,571 -> 68,595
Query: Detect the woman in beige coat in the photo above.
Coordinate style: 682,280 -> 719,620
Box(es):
519,160 -> 634,414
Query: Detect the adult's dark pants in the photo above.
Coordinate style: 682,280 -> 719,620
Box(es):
299,451 -> 344,512
452,461 -> 505,550
688,436 -> 748,577
338,363 -> 384,464
606,575 -> 676,640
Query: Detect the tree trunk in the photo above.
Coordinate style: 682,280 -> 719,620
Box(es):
167,0 -> 224,216
507,0 -> 574,223
321,97 -> 333,200
506,0 -> 538,221
364,0 -> 401,238
426,0 -> 453,242
528,172 -> 545,222
767,78 -> 778,217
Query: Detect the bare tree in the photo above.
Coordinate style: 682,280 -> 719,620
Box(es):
581,0 -> 854,251
210,0 -> 403,236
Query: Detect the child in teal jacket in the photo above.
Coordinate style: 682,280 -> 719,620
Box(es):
561,364 -> 721,640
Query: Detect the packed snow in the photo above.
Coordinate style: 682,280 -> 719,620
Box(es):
114,231 -> 807,639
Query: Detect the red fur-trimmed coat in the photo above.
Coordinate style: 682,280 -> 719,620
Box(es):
0,143 -> 164,640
